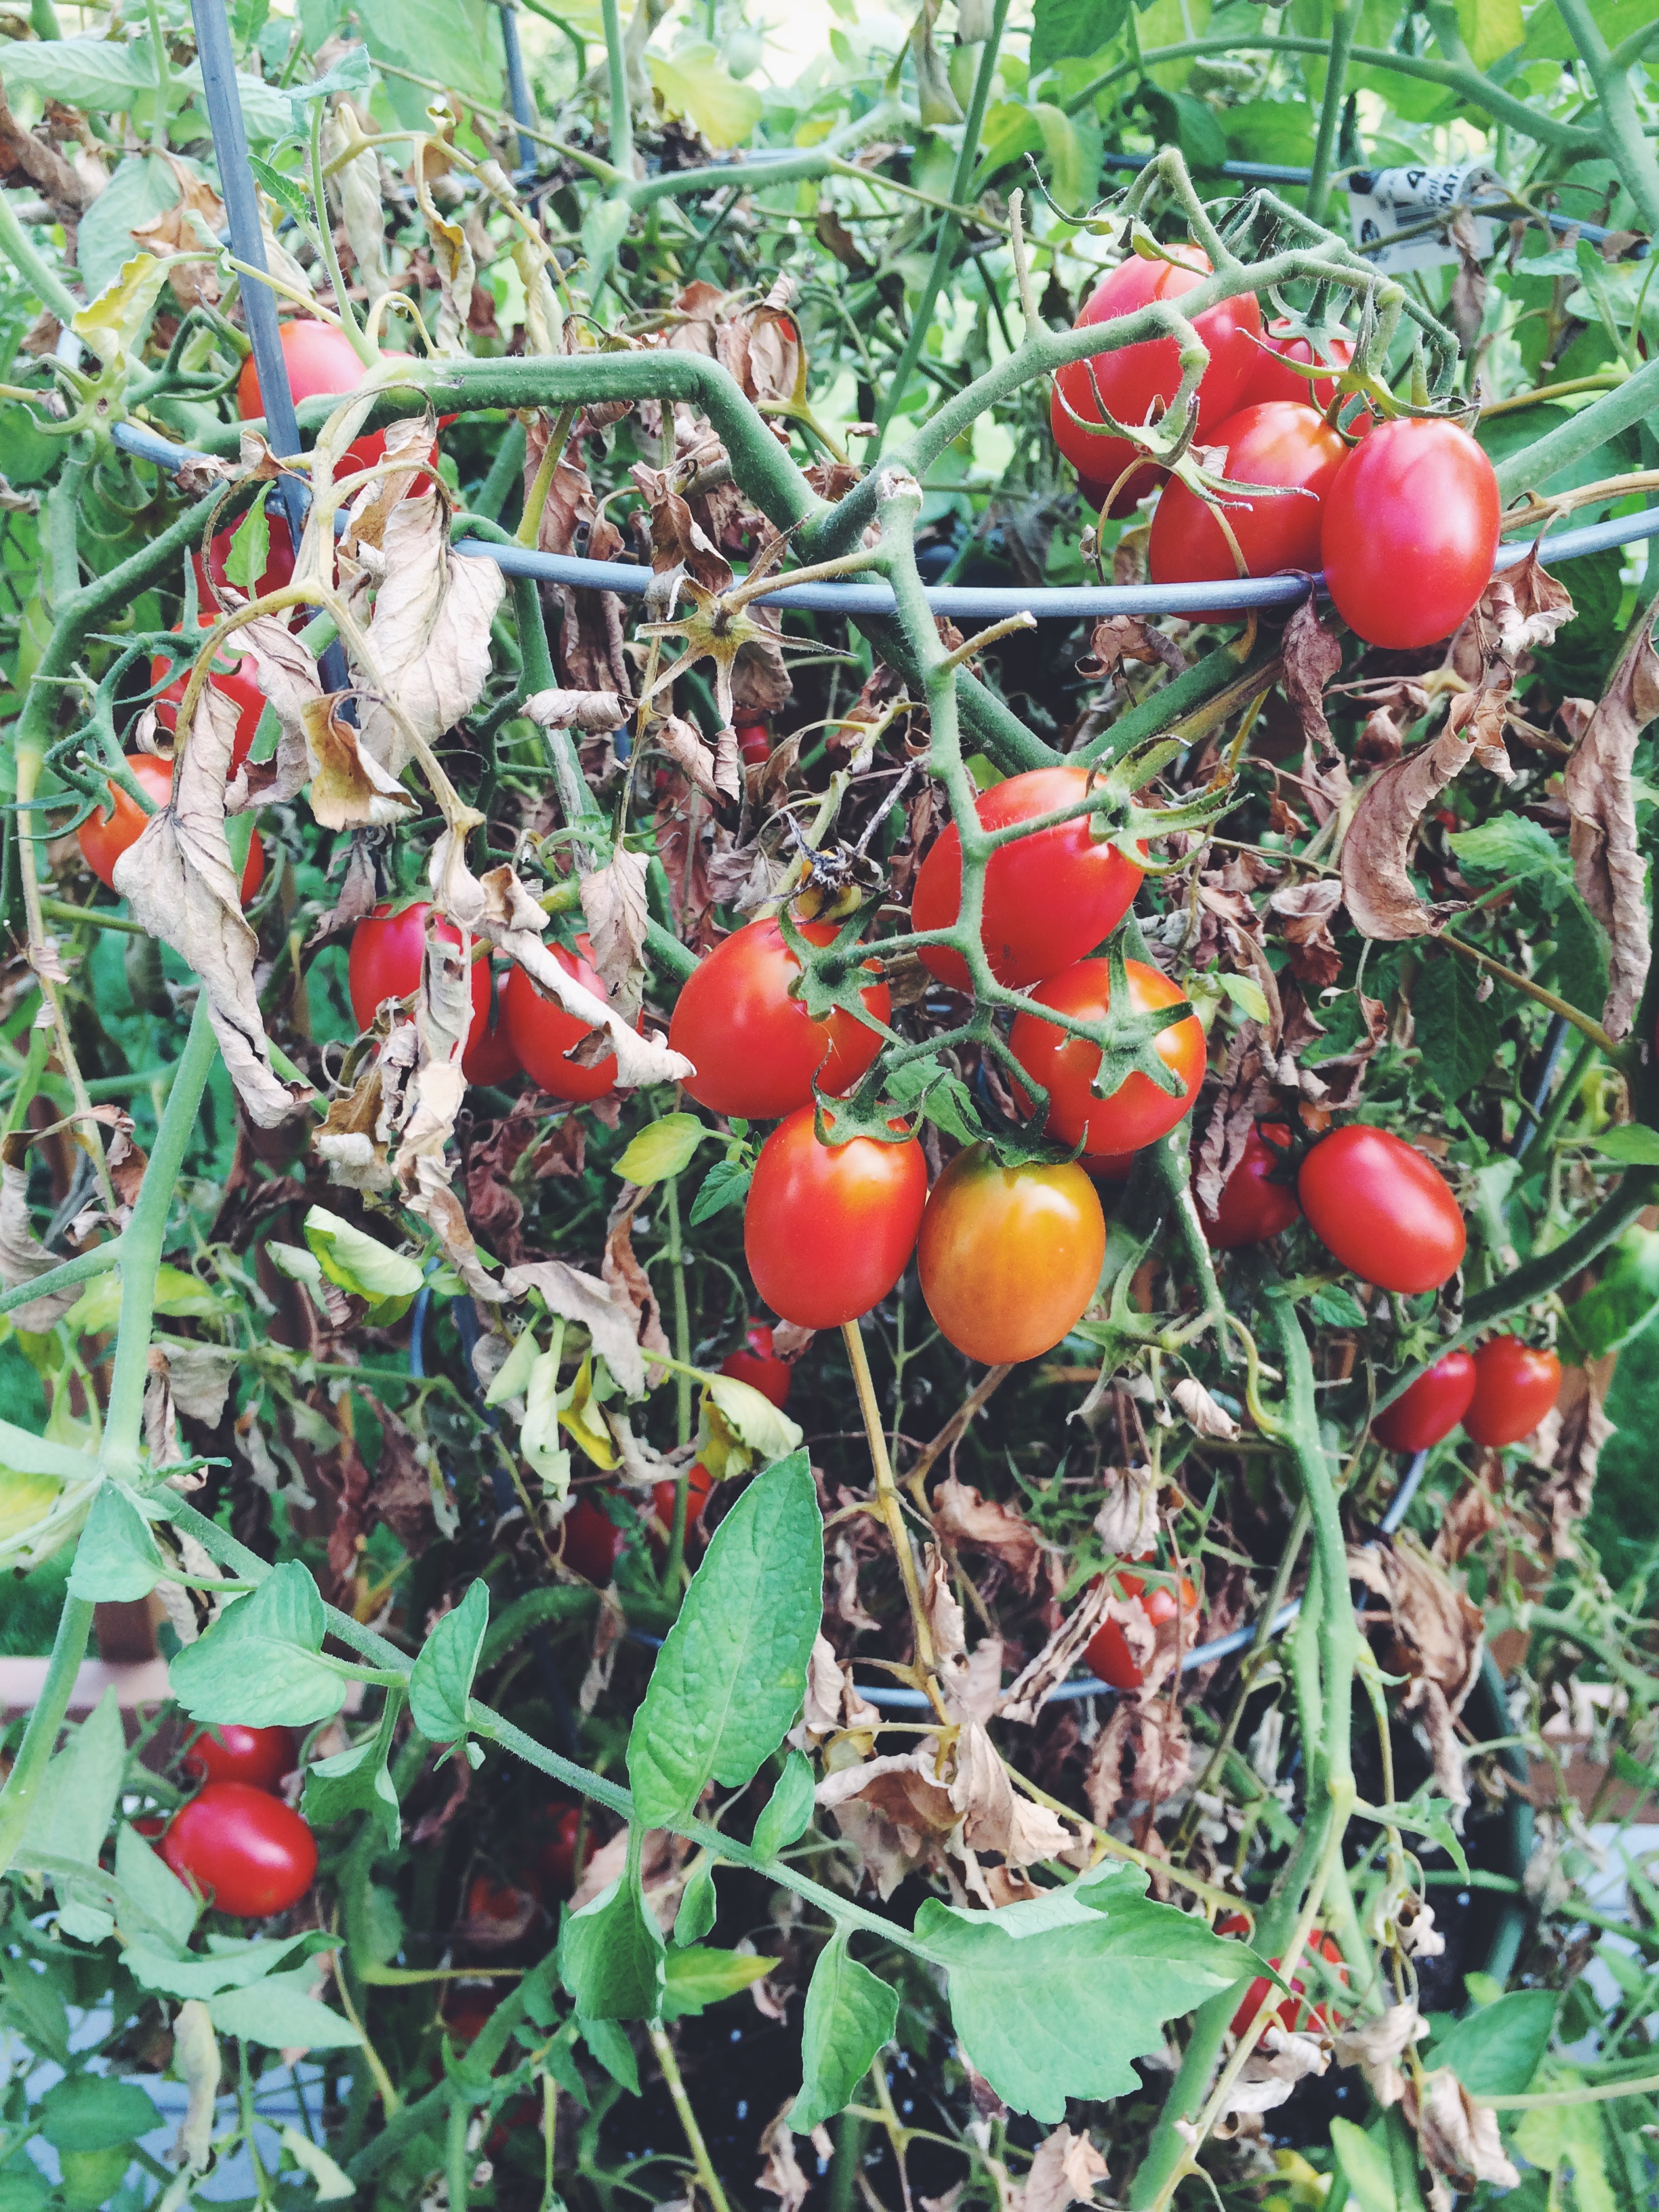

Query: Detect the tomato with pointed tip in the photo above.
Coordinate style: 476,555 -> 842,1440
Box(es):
1462,1336 -> 1561,1448
1148,403 -> 1347,604
561,1492 -> 624,1582
504,937 -> 621,1102
1200,1122 -> 1299,1250
183,1724 -> 298,1795
912,767 -> 1145,991
670,917 -> 890,1119
1010,958 -> 1206,1155
720,1322 -> 792,1410
1372,1349 -> 1477,1453
348,902 -> 511,1082
152,615 -> 268,775
1298,1124 -> 1465,1294
653,1460 -> 716,1545
735,720 -> 771,766
161,1782 -> 317,1918
1051,251 -> 1263,511
918,1145 -> 1106,1366
1321,417 -> 1500,649
1241,319 -> 1356,412
78,754 -> 264,902
744,1106 -> 928,1329
1084,1564 -> 1200,1689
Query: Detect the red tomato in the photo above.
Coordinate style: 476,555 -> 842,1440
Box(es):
504,939 -> 621,1103
78,754 -> 264,902
653,1460 -> 716,1543
1229,1929 -> 1348,2038
152,617 -> 266,775
461,964 -> 521,1087
1200,1123 -> 1299,1250
465,1873 -> 535,1925
348,903 -> 504,1077
1462,1337 -> 1561,1448
720,1323 -> 792,1409
442,1985 -> 503,2045
1242,319 -> 1355,412
1321,417 -> 1500,649
745,1106 -> 928,1329
918,1145 -> 1106,1365
1084,1564 -> 1199,1689
1298,1125 -> 1466,1295
1148,403 -> 1347,601
1372,1349 -> 1477,1453
236,320 -> 385,476
670,918 -> 890,1119
1051,251 -> 1263,509
535,1806 -> 583,1899
192,510 -> 295,607
1010,958 -> 1206,1155
183,1725 -> 298,1794
912,768 -> 1145,991
561,1493 -> 625,1582
1086,1151 -> 1136,1185
735,720 -> 771,766
161,1782 -> 317,1917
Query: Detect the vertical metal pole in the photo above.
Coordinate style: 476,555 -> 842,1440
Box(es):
499,2 -> 538,179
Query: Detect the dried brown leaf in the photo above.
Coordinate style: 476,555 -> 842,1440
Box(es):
1564,613 -> 1659,1040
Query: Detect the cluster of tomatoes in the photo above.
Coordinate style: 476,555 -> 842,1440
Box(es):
1214,1912 -> 1351,2039
159,1723 -> 317,1919
1374,1335 -> 1562,1454
1051,249 -> 1502,650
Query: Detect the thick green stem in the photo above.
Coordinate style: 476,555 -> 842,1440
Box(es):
0,189 -> 82,321
1552,0 -> 1659,234
1307,1 -> 1362,224
600,0 -> 632,177
1494,353 -> 1659,499
0,1595 -> 95,1878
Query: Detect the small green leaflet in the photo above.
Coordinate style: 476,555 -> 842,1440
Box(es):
1216,972 -> 1271,1026
674,1857 -> 717,1946
1591,1126 -> 1659,1166
660,1944 -> 772,2019
614,1113 -> 710,1187
67,1484 -> 163,1603
209,1972 -> 362,2051
577,2014 -> 639,2093
1309,1285 -> 1369,1330
22,1692 -> 126,1942
1427,1988 -> 1557,2096
223,487 -> 271,592
1413,958 -> 1500,1104
303,1207 -> 423,1324
123,1927 -> 335,2001
690,1157 -> 750,1226
790,1933 -> 899,2132
114,1825 -> 197,1949
39,2075 -> 161,2154
245,155 -> 312,228
560,1869 -> 665,2021
304,1734 -> 401,1850
751,1750 -> 816,1861
1030,0 -> 1130,74
169,1561 -> 348,1727
1330,2118 -> 1398,2212
627,1452 -> 823,1824
409,1580 -> 488,1750
1448,816 -> 1565,887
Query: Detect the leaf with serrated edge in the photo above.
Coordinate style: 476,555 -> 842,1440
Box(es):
790,1932 -> 899,2132
169,1561 -> 346,1728
560,1870 -> 665,2021
409,1580 -> 489,1746
67,1485 -> 163,1603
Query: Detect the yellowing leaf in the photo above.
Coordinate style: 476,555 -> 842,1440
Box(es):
0,1468 -> 61,1544
303,1207 -> 423,1323
559,1356 -> 620,1471
73,251 -> 175,369
614,1113 -> 710,1188
699,1372 -> 804,1482
647,43 -> 763,148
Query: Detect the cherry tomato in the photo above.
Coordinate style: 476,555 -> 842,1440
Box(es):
720,1322 -> 792,1410
236,320 -> 384,476
1462,1337 -> 1561,1449
1372,1349 -> 1477,1453
535,1805 -> 583,1898
161,1781 -> 317,1917
78,754 -> 264,902
1241,319 -> 1355,412
1298,1124 -> 1465,1295
1148,403 -> 1347,602
504,938 -> 621,1103
1084,1563 -> 1200,1689
735,720 -> 771,766
192,510 -> 295,607
1010,958 -> 1206,1156
917,1145 -> 1106,1366
745,1106 -> 928,1330
152,616 -> 267,775
653,1460 -> 716,1543
1086,1151 -> 1136,1185
465,1872 -> 535,1926
1200,1123 -> 1299,1250
1321,417 -> 1500,649
1051,251 -> 1263,510
912,768 -> 1145,991
1229,1929 -> 1349,2038
183,1724 -> 298,1794
670,918 -> 890,1119
561,1492 -> 625,1582
348,902 -> 505,1078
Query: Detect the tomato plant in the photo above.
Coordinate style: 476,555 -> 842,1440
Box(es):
1010,957 -> 1206,1155
151,618 -> 266,772
503,939 -> 619,1101
917,1145 -> 1105,1365
1200,1122 -> 1299,1249
1084,1565 -> 1200,1689
1298,1125 -> 1467,1294
670,917 -> 889,1117
161,1783 -> 318,1917
1240,319 -> 1356,411
719,1323 -> 792,1409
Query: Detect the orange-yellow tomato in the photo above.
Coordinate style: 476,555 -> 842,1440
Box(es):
917,1145 -> 1107,1366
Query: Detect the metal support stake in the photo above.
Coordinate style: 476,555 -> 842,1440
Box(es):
499,2 -> 539,179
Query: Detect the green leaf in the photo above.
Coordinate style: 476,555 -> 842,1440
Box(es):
23,1690 -> 125,1873
914,1860 -> 1250,2122
304,1207 -> 423,1325
0,37 -> 159,107
790,1932 -> 899,2132
123,1928 -> 331,2001
660,1944 -> 773,2019
0,1957 -> 70,2066
281,37 -> 374,126
67,1261 -> 222,1338
1428,1989 -> 1557,2096
1562,1226 -> 1659,1359
560,1866 -> 665,2022
627,1452 -> 823,1824
1330,2118 -> 1397,2212
209,1972 -> 363,2050
1591,1126 -> 1659,1166
674,1858 -> 718,1947
1310,1285 -> 1369,1330
1217,972 -> 1271,1026
114,1825 -> 197,1948
1413,958 -> 1500,1103
648,43 -> 763,146
304,1735 -> 401,1850
0,1414 -> 97,1484
67,1484 -> 163,1603
354,0 -> 504,129
615,1113 -> 710,1187
752,1750 -> 817,1861
409,1580 -> 489,1748
169,1561 -> 348,1729
886,1059 -> 987,1148
224,489 -> 270,594
577,2014 -> 640,2093
1448,817 -> 1565,886
39,2075 -> 160,2154
1455,0 -> 1521,67
1031,0 -> 1128,73
689,1157 -> 751,1226
484,1323 -> 541,1408
0,2167 -> 49,2212
1541,890 -> 1610,1021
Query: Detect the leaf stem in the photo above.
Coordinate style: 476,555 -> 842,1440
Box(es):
843,1319 -> 946,1717
647,2023 -> 734,2212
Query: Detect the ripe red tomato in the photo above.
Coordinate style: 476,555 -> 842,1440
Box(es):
1462,1337 -> 1561,1448
745,1106 -> 928,1329
236,319 -> 386,476
1298,1125 -> 1466,1295
504,939 -> 620,1103
465,1872 -> 535,1926
670,918 -> 890,1119
1372,1349 -> 1477,1452
653,1460 -> 716,1543
1200,1123 -> 1299,1250
152,617 -> 266,775
912,768 -> 1145,991
1148,403 -> 1347,600
720,1322 -> 792,1409
348,901 -> 503,1070
561,1493 -> 625,1582
1242,319 -> 1355,411
1321,417 -> 1500,649
78,754 -> 264,902
735,720 -> 771,766
1086,1151 -> 1136,1185
1217,1915 -> 1348,2036
1084,1564 -> 1200,1689
192,510 -> 295,607
183,1725 -> 298,1794
1050,251 -> 1263,510
161,1782 -> 317,1917
918,1145 -> 1106,1365
461,965 -> 522,1087
534,1805 -> 583,1899
1010,958 -> 1206,1156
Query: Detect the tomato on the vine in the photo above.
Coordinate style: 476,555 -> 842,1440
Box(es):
1462,1337 -> 1561,1448
1241,320 -> 1355,412
183,1724 -> 297,1795
653,1460 -> 715,1544
504,937 -> 620,1102
917,1145 -> 1106,1366
464,1872 -> 535,1928
152,616 -> 267,775
720,1322 -> 792,1409
1009,958 -> 1206,1156
1086,1151 -> 1136,1185
1084,1563 -> 1200,1689
912,767 -> 1145,992
1321,417 -> 1500,649
1200,1123 -> 1299,1250
161,1782 -> 317,1917
348,902 -> 506,1071
1297,1125 -> 1465,1294
1372,1350 -> 1477,1452
237,320 -> 384,477
1050,251 -> 1263,510
462,964 -> 522,1087
1216,1915 -> 1349,2036
79,754 -> 264,902
735,720 -> 771,766
560,1493 -> 625,1582
670,917 -> 889,1119
744,1106 -> 928,1329
1148,403 -> 1347,598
